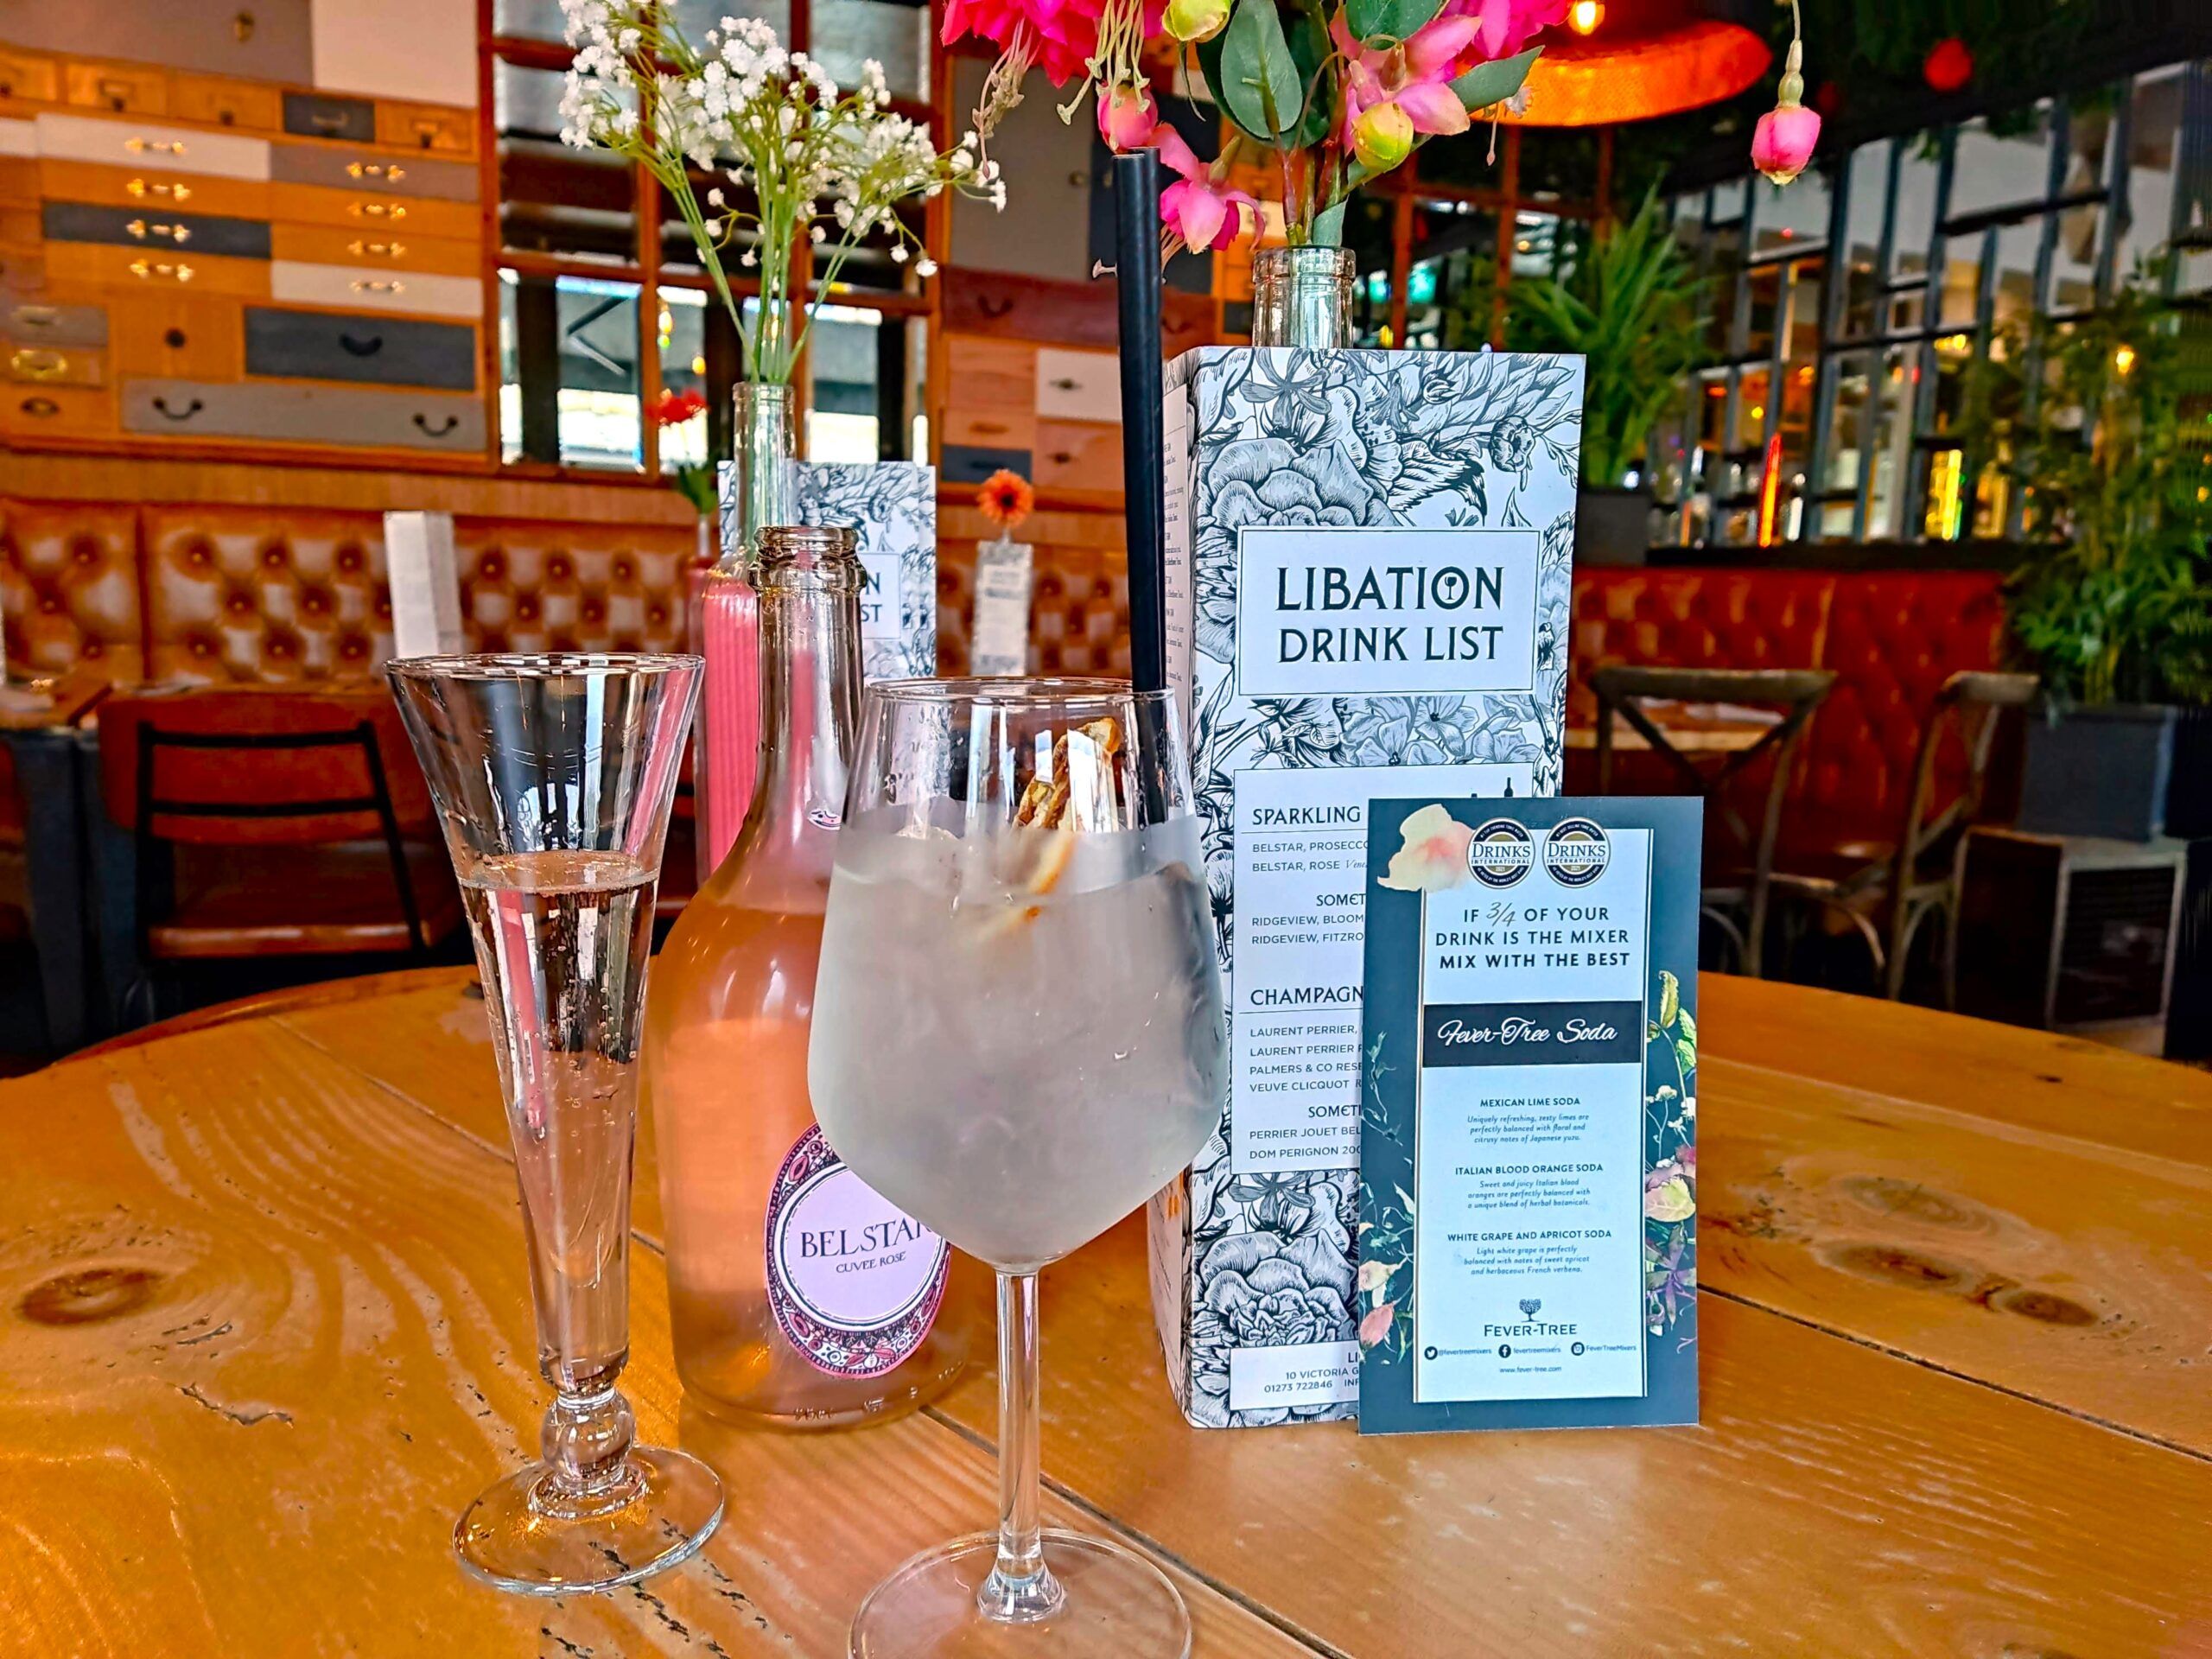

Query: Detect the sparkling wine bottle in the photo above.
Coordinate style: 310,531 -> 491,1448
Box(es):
646,525 -> 969,1427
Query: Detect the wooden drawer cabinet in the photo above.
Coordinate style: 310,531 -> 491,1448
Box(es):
109,292 -> 241,379
4,0 -> 314,86
0,118 -> 35,158
376,101 -> 475,158
0,245 -> 46,292
64,62 -> 169,118
37,160 -> 270,219
1035,347 -> 1120,423
119,376 -> 485,451
3,296 -> 106,346
940,443 -> 1033,486
281,92 -> 377,144
170,75 -> 283,133
244,305 -> 475,390
946,334 -> 1036,404
45,242 -> 270,297
1032,419 -> 1122,493
0,160 -> 35,207
943,404 -> 1036,451
3,340 -> 104,385
269,223 -> 476,276
35,113 -> 271,180
268,260 -> 481,319
42,200 -> 274,261
1,383 -> 114,438
0,50 -> 62,107
268,143 -> 478,201
268,181 -> 477,240
0,205 -> 37,247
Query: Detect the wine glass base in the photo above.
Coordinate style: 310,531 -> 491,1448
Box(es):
454,1445 -> 724,1597
850,1529 -> 1190,1659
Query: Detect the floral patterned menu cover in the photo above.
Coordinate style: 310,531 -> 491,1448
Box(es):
1356,796 -> 1701,1435
1147,346 -> 1582,1428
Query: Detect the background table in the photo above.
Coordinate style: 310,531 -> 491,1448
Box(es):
6,969 -> 2211,1655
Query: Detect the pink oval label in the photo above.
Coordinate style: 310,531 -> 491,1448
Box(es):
764,1125 -> 950,1379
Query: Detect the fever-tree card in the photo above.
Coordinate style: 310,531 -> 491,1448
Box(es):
1356,797 -> 1702,1435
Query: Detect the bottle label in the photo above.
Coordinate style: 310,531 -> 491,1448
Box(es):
764,1125 -> 950,1379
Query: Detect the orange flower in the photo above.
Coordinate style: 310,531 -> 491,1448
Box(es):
976,468 -> 1034,530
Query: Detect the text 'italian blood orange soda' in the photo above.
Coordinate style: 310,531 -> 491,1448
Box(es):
645,525 -> 969,1427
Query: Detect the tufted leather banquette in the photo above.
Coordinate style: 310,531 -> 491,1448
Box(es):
0,499 -> 145,683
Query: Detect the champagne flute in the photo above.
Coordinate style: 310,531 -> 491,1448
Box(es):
808,679 -> 1228,1658
388,652 -> 723,1595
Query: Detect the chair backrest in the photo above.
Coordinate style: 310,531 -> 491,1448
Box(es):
1894,670 -> 2039,885
99,688 -> 428,845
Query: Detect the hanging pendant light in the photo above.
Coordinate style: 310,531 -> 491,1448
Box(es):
1500,0 -> 1771,128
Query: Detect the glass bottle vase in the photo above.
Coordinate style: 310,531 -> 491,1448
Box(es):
694,379 -> 797,883
1249,245 -> 1357,349
646,526 -> 970,1430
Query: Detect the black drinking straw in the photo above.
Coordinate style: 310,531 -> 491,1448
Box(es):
1112,148 -> 1169,698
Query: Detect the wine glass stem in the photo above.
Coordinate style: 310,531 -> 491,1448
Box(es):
979,1270 -> 1065,1624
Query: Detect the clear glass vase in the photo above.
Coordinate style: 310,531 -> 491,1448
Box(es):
1249,245 -> 1357,349
696,379 -> 798,882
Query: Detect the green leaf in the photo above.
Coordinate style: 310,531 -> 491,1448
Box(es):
1195,32 -> 1274,145
1657,969 -> 1680,1029
1217,0 -> 1304,139
1677,1007 -> 1697,1048
1450,44 -> 1540,115
1310,199 -> 1347,246
1345,0 -> 1443,45
1675,1037 -> 1697,1078
1284,10 -> 1334,148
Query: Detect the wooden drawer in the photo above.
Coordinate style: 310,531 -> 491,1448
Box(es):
0,159 -> 40,207
110,292 -> 240,379
270,222 -> 475,276
3,340 -> 103,385
946,334 -> 1036,406
3,296 -> 106,346
0,118 -> 36,159
942,404 -> 1036,451
1032,419 -> 1122,493
1161,287 -> 1216,356
282,92 -> 378,145
940,443 -> 1033,486
1,382 -> 113,438
376,101 -> 475,158
45,242 -> 270,297
0,245 -> 46,293
0,50 -> 61,107
35,113 -> 270,180
38,160 -> 270,219
244,305 -> 475,390
269,259 -> 481,319
42,200 -> 272,261
4,0 -> 313,86
65,62 -> 169,118
268,181 -> 477,240
268,143 -> 479,202
943,268 -> 1119,349
169,75 -> 283,134
1035,347 -> 1121,423
0,205 -> 38,247
120,376 -> 485,451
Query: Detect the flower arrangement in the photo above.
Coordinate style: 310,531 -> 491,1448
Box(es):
646,388 -> 717,515
560,2 -> 1003,384
944,0 -> 1559,252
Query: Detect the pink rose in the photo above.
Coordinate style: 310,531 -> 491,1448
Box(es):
1751,103 -> 1821,186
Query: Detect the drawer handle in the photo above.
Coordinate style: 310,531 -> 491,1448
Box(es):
10,349 -> 67,380
350,239 -> 406,259
976,296 -> 1014,320
346,162 -> 406,181
308,110 -> 351,131
353,201 -> 406,220
339,333 -> 384,357
97,78 -> 137,111
20,396 -> 60,418
974,421 -> 1007,435
126,178 -> 193,202
12,305 -> 61,328
129,260 -> 195,283
412,412 -> 460,437
127,219 -> 193,245
1051,451 -> 1073,464
1049,377 -> 1078,391
350,278 -> 406,295
151,395 -> 206,422
124,137 -> 187,156
407,122 -> 445,149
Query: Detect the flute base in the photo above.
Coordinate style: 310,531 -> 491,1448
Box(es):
454,1445 -> 724,1596
850,1529 -> 1190,1659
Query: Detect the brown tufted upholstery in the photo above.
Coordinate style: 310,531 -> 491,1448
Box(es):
143,506 -> 393,685
455,522 -> 696,655
0,499 -> 145,682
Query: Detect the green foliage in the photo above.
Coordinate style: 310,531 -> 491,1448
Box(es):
1344,0 -> 1441,46
1959,264 -> 2212,707
1447,46 -> 1540,118
1451,194 -> 1708,488
1216,0 -> 1305,140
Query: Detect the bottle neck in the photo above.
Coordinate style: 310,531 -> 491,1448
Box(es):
725,381 -> 798,570
738,567 -> 861,874
1250,247 -> 1357,349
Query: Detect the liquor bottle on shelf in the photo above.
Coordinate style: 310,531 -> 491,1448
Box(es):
646,525 -> 969,1428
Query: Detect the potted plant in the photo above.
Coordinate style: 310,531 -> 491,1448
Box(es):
1963,262 -> 2212,840
1446,194 -> 1709,564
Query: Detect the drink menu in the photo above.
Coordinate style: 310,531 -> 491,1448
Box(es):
1355,797 -> 1702,1435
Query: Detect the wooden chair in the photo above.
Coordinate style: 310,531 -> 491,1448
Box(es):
98,689 -> 461,1018
1769,670 -> 2039,1004
1592,664 -> 1836,978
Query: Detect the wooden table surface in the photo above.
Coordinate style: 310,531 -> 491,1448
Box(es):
7,969 -> 2211,1657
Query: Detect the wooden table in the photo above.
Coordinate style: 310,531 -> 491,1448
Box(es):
9,969 -> 2211,1656
1563,701 -> 1780,753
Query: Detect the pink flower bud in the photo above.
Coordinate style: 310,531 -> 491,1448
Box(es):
1351,99 -> 1414,173
1751,102 -> 1821,186
1096,83 -> 1158,151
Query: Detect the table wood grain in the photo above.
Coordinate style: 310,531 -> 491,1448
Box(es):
8,969 -> 2211,1657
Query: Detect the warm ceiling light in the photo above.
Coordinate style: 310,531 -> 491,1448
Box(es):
1500,9 -> 1770,128
1569,0 -> 1604,33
